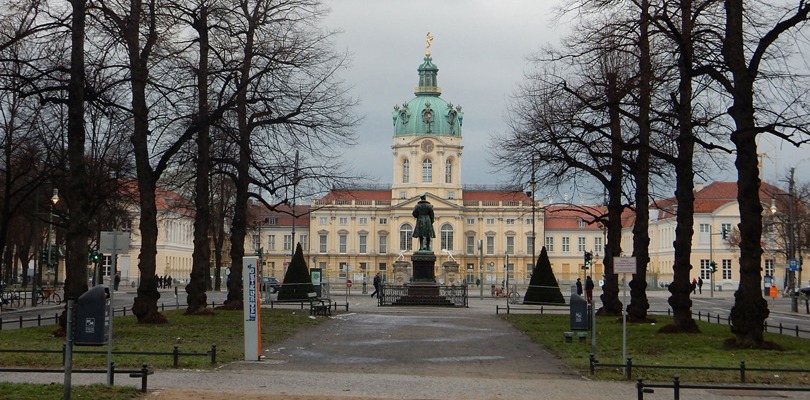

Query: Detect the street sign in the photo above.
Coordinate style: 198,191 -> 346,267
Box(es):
99,232 -> 130,253
789,259 -> 799,271
614,257 -> 637,274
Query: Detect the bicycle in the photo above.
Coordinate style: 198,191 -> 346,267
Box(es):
0,287 -> 22,310
36,288 -> 62,305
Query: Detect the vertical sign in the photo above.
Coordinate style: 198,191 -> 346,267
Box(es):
243,256 -> 261,361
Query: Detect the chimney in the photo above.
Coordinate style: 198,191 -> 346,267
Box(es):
694,182 -> 704,192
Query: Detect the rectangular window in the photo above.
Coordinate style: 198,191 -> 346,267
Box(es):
339,217 -> 348,225
764,259 -> 775,277
722,259 -> 732,280
359,217 -> 368,225
486,218 -> 495,225
339,234 -> 347,254
400,231 -> 412,251
578,237 -> 586,252
506,218 -> 515,225
359,234 -> 367,254
505,236 -> 515,255
466,236 -> 475,255
378,235 -> 387,254
700,259 -> 711,279
339,262 -> 348,279
268,235 -> 276,251
298,234 -> 308,251
545,236 -> 554,252
283,234 -> 292,251
467,218 -> 475,225
562,237 -> 570,253
486,236 -> 495,255
526,263 -> 534,280
319,234 -> 327,253
252,234 -> 260,251
379,218 -> 387,225
594,236 -> 603,255
526,236 -> 534,257
399,191 -> 407,199
699,223 -> 710,243
578,219 -> 586,228
525,218 -> 532,225
448,192 -> 455,199
319,216 -> 328,224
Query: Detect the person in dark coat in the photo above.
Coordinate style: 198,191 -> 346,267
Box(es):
576,278 -> 583,296
585,276 -> 595,304
370,272 -> 381,298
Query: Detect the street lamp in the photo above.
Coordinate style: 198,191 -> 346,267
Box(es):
770,177 -> 799,312
526,178 -> 537,269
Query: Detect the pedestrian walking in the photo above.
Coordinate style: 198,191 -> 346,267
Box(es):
114,271 -> 121,291
691,278 -> 697,294
697,277 -> 703,294
575,278 -> 583,296
585,276 -> 594,304
370,272 -> 381,298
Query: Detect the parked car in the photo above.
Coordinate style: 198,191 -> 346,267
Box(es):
261,277 -> 281,293
800,286 -> 810,297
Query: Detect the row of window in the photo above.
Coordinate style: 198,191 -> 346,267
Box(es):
402,159 -> 453,183
253,234 -> 309,253
316,216 -> 538,226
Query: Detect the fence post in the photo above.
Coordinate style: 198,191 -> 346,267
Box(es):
673,376 -> 680,400
636,379 -> 645,400
626,358 -> 633,380
18,315 -> 22,329
740,360 -> 745,383
210,344 -> 217,364
62,344 -> 66,364
110,362 -> 115,386
173,345 -> 179,368
779,322 -> 783,334
589,354 -> 596,375
796,325 -> 800,338
139,363 -> 148,392
37,314 -> 41,326
0,317 -> 3,330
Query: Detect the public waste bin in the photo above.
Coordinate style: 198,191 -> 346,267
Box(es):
569,292 -> 589,330
75,286 -> 109,346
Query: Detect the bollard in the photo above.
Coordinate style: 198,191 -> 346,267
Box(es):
110,362 -> 115,386
210,344 -> 217,364
626,358 -> 633,380
139,364 -> 149,392
173,345 -> 179,368
673,376 -> 680,400
589,354 -> 596,374
740,360 -> 746,383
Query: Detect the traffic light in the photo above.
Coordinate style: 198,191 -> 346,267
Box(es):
721,226 -> 728,240
709,261 -> 717,273
583,251 -> 592,270
40,250 -> 48,264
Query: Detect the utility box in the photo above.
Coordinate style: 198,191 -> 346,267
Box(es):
569,293 -> 589,330
75,286 -> 109,346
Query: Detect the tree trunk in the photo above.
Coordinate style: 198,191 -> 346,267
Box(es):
597,71 -> 623,317
63,0 -> 91,309
724,0 -> 768,347
661,0 -> 699,334
186,5 -> 211,315
627,0 -> 651,323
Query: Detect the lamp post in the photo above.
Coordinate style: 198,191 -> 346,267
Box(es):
478,240 -> 483,299
771,169 -> 799,312
527,178 -> 537,269
48,189 -> 59,288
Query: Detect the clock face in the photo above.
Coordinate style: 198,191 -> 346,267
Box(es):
421,140 -> 434,153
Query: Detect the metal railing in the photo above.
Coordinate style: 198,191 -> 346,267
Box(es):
590,355 -> 810,382
378,284 -> 468,307
636,377 -> 810,400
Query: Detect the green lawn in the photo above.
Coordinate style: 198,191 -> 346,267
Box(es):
503,313 -> 810,384
0,307 -> 324,399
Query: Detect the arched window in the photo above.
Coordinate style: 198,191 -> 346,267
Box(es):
402,159 -> 410,183
422,159 -> 432,182
399,223 -> 414,250
445,159 -> 452,183
440,223 -> 454,251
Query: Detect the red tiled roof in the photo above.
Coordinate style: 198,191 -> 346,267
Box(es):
249,203 -> 311,228
651,181 -> 786,219
543,205 -> 606,230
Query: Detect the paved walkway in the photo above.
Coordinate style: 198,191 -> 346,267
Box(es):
3,290 -> 809,399
0,296 -> 621,399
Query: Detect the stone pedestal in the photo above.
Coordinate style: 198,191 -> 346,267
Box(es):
411,251 -> 437,283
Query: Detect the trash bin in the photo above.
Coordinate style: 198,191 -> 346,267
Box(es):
75,286 -> 109,346
569,292 -> 589,330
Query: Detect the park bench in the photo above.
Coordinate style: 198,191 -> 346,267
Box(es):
308,292 -> 331,316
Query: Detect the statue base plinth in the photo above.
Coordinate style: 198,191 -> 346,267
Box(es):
411,252 -> 436,283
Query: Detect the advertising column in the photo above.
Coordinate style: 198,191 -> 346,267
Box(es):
243,256 -> 261,361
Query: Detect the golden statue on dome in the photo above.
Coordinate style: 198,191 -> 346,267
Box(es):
425,32 -> 434,56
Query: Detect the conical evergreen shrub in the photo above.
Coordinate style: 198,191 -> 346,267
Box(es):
277,243 -> 315,301
523,246 -> 565,304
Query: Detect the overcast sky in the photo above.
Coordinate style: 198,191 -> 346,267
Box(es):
322,0 -> 808,196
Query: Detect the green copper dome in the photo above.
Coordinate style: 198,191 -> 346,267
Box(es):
392,55 -> 463,136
